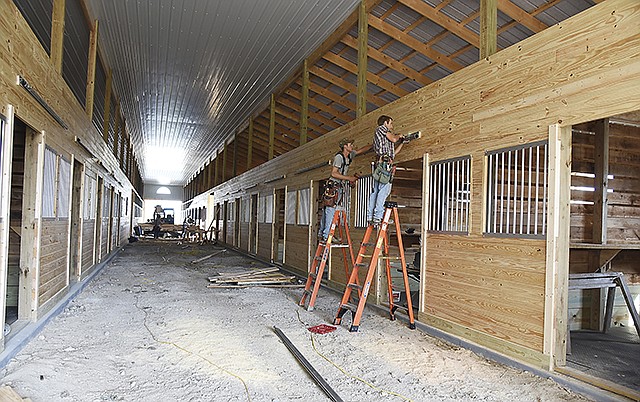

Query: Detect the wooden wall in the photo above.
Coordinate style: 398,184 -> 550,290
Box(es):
39,220 -> 68,306
195,0 -> 640,369
81,220 -> 95,273
0,0 -> 135,325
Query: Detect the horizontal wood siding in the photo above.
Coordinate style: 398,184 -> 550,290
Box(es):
284,225 -> 308,275
257,223 -> 271,261
100,218 -> 109,259
39,219 -> 69,306
424,235 -> 546,350
81,219 -> 95,271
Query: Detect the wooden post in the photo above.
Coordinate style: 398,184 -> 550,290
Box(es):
214,153 -> 219,186
300,59 -> 309,146
247,119 -> 254,170
50,0 -> 66,73
233,136 -> 237,177
85,20 -> 99,118
480,0 -> 497,59
21,129 -> 45,320
222,142 -> 227,183
103,69 -> 112,143
113,105 -> 120,157
269,94 -> 275,160
592,118 -> 609,244
545,124 -> 571,369
356,1 -> 368,118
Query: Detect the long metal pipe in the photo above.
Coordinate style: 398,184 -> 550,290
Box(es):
272,326 -> 343,402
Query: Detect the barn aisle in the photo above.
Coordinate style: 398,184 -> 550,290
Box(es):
0,241 -> 594,401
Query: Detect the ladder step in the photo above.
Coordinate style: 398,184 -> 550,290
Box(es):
309,272 -> 317,278
330,244 -> 350,248
355,262 -> 368,267
362,242 -> 375,247
347,283 -> 362,291
379,256 -> 402,260
341,303 -> 358,312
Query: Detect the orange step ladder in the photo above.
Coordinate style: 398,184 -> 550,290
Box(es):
334,201 -> 416,332
299,208 -> 357,311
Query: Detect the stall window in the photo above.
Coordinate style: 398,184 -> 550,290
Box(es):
485,141 -> 548,237
286,190 -> 296,224
428,156 -> 471,234
297,188 -> 310,225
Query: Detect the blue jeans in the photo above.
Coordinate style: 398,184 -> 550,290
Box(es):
367,180 -> 392,222
320,204 -> 336,241
320,186 -> 344,240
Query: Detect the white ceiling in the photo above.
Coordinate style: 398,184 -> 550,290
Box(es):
84,0 -> 360,186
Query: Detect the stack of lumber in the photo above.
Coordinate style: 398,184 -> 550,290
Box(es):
207,267 -> 303,288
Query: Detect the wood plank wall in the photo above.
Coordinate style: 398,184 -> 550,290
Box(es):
1,0 -> 134,320
39,219 -> 68,306
194,0 -> 640,368
81,220 -> 95,272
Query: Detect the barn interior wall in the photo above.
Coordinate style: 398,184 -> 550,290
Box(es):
200,0 -> 640,368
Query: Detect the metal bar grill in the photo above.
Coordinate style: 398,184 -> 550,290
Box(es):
485,141 -> 548,237
354,175 -> 373,228
428,156 -> 470,233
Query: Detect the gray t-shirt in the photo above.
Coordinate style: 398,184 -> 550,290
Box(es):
330,150 -> 357,183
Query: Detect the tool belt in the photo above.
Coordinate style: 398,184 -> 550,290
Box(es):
322,180 -> 342,207
372,155 -> 395,184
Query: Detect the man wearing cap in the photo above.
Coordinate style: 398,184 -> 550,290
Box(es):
367,115 -> 405,227
319,138 -> 370,243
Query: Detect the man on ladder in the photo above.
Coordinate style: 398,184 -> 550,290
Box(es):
300,138 -> 370,311
334,115 -> 420,331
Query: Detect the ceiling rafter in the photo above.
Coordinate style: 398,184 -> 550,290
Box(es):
341,34 -> 432,86
368,14 -> 463,73
323,52 -> 409,98
310,65 -> 386,108
497,0 -> 547,33
307,80 -> 357,112
277,96 -> 339,131
284,88 -> 353,124
397,0 -> 480,48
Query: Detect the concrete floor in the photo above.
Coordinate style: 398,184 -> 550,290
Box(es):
567,326 -> 640,393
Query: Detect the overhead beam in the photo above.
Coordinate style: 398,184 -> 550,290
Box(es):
323,52 -> 408,98
310,66 -> 385,108
367,15 -> 463,73
341,35 -> 432,86
497,0 -> 547,33
285,87 -> 353,124
398,0 -> 479,48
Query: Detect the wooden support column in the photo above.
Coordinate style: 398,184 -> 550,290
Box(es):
113,104 -> 121,157
247,119 -> 254,170
232,136 -> 237,177
85,20 -> 99,118
545,124 -> 572,369
222,142 -> 227,183
269,94 -> 276,160
356,1 -> 368,118
300,60 -> 309,146
214,153 -> 219,186
50,0 -> 66,73
119,120 -> 127,169
480,0 -> 497,59
592,118 -> 609,244
103,69 -> 113,143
